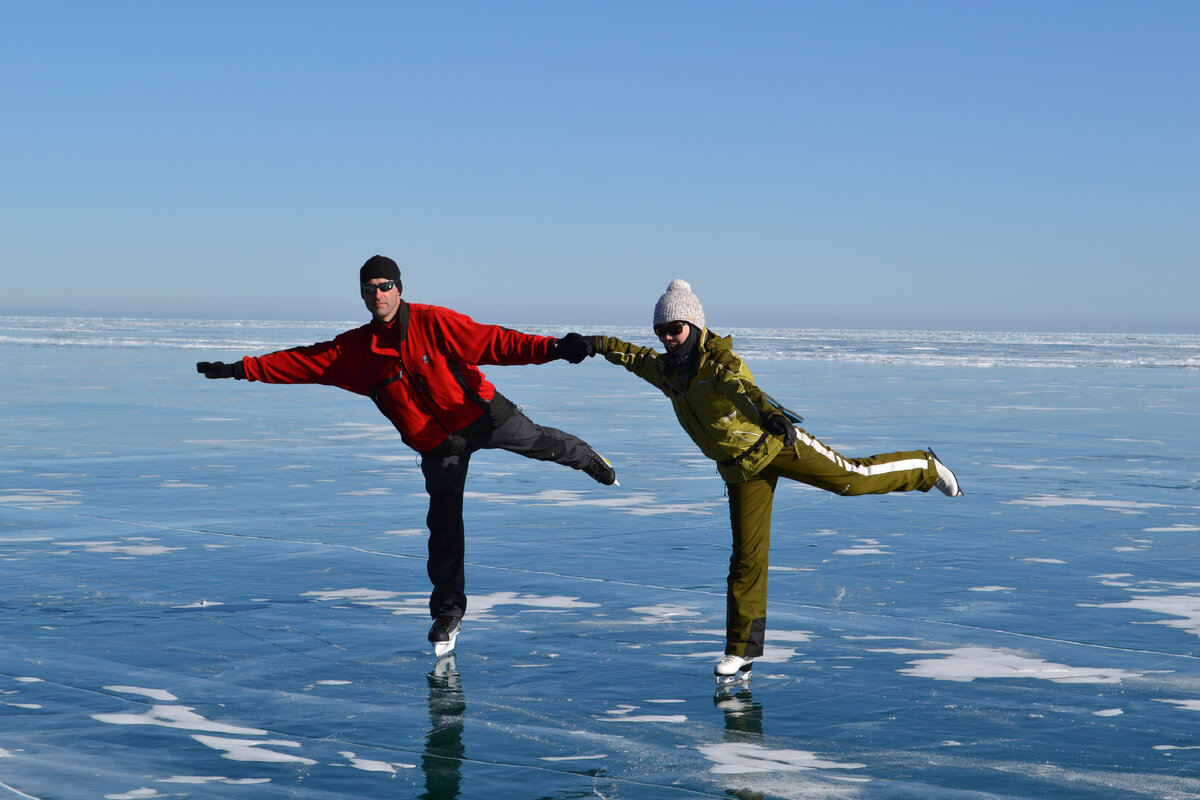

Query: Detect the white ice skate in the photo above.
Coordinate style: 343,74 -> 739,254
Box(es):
714,654 -> 754,686
929,449 -> 964,497
428,616 -> 461,658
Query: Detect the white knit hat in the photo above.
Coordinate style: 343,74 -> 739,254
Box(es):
653,279 -> 706,330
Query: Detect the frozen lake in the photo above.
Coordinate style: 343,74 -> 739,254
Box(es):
2,318 -> 1199,799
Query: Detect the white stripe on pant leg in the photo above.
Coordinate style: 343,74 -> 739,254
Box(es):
795,429 -> 929,476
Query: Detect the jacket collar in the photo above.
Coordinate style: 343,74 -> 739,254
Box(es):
664,324 -> 704,379
368,301 -> 410,355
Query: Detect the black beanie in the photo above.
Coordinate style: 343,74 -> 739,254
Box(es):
359,255 -> 402,286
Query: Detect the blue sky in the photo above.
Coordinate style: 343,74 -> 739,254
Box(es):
3,1 -> 1197,332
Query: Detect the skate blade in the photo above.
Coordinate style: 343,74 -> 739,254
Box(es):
714,668 -> 753,687
432,630 -> 459,658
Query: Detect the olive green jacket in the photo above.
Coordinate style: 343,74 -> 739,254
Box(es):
593,330 -> 784,483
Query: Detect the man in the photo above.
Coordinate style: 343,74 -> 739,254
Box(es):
587,279 -> 961,685
196,255 -> 614,658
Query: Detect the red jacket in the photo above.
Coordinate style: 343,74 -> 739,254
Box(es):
241,302 -> 557,452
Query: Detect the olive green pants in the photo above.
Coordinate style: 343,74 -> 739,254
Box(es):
724,428 -> 938,658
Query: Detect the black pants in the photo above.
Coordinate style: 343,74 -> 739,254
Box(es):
420,399 -> 596,619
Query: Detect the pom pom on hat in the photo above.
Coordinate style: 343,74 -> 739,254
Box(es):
653,279 -> 705,330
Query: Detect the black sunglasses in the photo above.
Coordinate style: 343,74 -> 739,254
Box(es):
654,320 -> 686,337
360,280 -> 398,296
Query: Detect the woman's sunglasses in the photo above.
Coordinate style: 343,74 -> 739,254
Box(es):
654,321 -> 686,337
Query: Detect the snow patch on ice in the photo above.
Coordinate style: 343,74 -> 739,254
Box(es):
56,539 -> 182,557
104,788 -> 167,799
1155,699 -> 1200,712
300,587 -> 599,619
874,645 -> 1142,684
105,686 -> 179,702
463,489 -> 720,516
192,736 -> 316,764
0,489 -> 82,508
1005,494 -> 1188,513
468,591 -> 601,617
1082,594 -> 1200,637
631,603 -> 701,622
699,742 -> 867,774
991,464 -> 1074,471
159,776 -> 271,785
337,750 -> 416,772
597,710 -> 687,724
93,705 -> 268,736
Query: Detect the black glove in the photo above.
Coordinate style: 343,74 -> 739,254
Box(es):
196,361 -> 245,380
554,332 -> 595,364
764,413 -> 797,447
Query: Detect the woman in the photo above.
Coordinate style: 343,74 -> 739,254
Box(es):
590,280 -> 962,684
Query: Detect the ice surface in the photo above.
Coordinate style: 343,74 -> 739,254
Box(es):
1,319 -> 1199,799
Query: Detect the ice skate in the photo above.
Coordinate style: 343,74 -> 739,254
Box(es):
714,654 -> 754,686
428,616 -> 461,658
582,448 -> 619,486
929,449 -> 963,497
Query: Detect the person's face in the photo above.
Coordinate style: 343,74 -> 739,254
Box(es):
362,278 -> 401,322
655,320 -> 690,352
